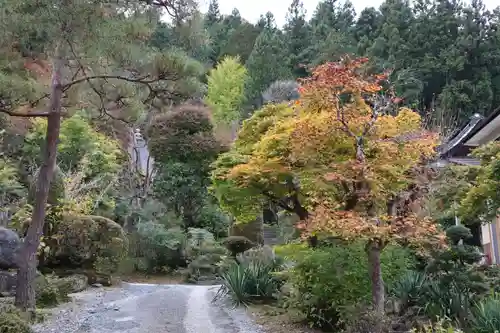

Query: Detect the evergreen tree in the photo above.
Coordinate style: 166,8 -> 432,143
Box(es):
206,0 -> 221,27
245,18 -> 292,109
150,10 -> 212,64
354,7 -> 382,55
219,21 -> 261,63
304,0 -> 357,66
284,0 -> 310,77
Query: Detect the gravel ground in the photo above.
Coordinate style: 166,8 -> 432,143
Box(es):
32,283 -> 265,333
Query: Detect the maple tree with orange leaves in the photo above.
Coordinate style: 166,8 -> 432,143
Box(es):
211,56 -> 445,314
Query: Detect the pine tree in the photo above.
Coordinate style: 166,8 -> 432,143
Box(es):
0,0 -> 204,311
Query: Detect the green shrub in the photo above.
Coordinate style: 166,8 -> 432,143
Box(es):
186,243 -> 227,283
389,271 -> 427,313
237,246 -> 283,271
342,311 -> 392,333
418,225 -> 487,325
229,219 -> 264,245
471,293 -> 500,333
36,283 -> 61,308
133,223 -> 187,272
196,204 -> 230,238
222,236 -> 254,258
188,228 -> 215,248
285,242 -> 414,331
35,275 -> 71,308
214,259 -> 283,306
0,307 -> 32,333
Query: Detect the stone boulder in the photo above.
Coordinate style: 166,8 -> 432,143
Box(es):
0,271 -> 16,297
55,274 -> 88,294
229,219 -> 264,245
0,227 -> 20,270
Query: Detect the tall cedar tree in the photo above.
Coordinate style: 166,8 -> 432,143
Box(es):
284,0 -> 310,77
206,0 -> 221,26
245,13 -> 292,107
0,0 -> 204,311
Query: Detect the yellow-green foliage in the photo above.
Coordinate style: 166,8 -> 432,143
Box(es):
458,142 -> 500,223
210,103 -> 295,223
273,242 -> 309,260
24,114 -> 123,177
428,164 -> 477,224
205,56 -> 248,126
0,304 -> 33,333
0,158 -> 25,203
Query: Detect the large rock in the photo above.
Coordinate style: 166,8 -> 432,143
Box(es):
55,274 -> 88,294
0,271 -> 17,296
229,219 -> 264,245
0,270 -> 46,297
0,227 -> 20,270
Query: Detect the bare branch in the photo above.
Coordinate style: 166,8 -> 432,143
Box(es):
336,101 -> 356,138
0,108 -> 50,117
262,190 -> 295,213
63,74 -> 156,89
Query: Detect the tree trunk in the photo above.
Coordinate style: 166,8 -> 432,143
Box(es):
367,240 -> 385,315
15,53 -> 64,312
292,199 -> 318,247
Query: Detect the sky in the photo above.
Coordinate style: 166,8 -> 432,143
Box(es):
199,0 -> 499,27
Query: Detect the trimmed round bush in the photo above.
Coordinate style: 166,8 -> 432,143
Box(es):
147,104 -> 222,164
262,80 -> 300,104
222,236 -> 255,258
45,215 -> 128,276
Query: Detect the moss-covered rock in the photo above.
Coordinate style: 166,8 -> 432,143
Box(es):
229,219 -> 264,245
55,274 -> 88,294
45,215 -> 128,277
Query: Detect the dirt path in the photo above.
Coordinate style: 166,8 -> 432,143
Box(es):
32,283 -> 265,333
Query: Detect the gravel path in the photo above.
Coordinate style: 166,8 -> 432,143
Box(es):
32,283 -> 265,333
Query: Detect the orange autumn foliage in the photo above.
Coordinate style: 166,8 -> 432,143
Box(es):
212,56 -> 444,249
292,56 -> 443,246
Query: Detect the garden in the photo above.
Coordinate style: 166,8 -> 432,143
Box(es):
1,0 -> 500,332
